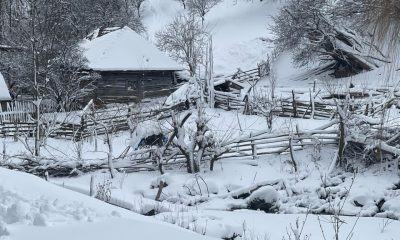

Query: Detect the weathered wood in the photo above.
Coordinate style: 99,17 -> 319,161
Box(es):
92,70 -> 178,103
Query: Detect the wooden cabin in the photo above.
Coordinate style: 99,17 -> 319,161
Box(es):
81,27 -> 183,104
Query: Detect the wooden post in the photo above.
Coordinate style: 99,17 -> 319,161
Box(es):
78,113 -> 87,141
14,122 -> 18,142
292,90 -> 297,118
250,132 -> 257,159
289,137 -> 298,172
364,103 -> 369,116
155,180 -> 165,201
90,175 -> 95,197
338,116 -> 346,168
309,88 -> 315,119
296,124 -> 304,149
313,80 -> 316,93
2,141 -> 6,162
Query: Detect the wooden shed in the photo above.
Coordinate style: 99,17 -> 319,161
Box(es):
81,27 -> 183,103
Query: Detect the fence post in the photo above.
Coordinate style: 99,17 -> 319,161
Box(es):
289,137 -> 298,172
364,103 -> 369,116
13,122 -> 18,142
292,90 -> 297,118
309,88 -> 315,119
338,115 -> 346,168
78,114 -> 85,141
296,124 -> 304,149
250,132 -> 257,159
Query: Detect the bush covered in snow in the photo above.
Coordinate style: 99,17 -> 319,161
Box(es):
246,186 -> 280,213
0,221 -> 9,237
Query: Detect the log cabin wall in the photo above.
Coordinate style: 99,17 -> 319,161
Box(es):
92,70 -> 178,103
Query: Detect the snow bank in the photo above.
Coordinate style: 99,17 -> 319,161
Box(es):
0,168 -> 214,240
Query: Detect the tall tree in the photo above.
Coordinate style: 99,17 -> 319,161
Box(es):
156,14 -> 207,77
187,0 -> 221,24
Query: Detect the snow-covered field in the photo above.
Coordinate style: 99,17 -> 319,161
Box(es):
1,0 -> 400,239
0,168 -> 214,240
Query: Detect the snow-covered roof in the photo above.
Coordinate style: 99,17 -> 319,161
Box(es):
81,27 -> 183,71
0,72 -> 11,101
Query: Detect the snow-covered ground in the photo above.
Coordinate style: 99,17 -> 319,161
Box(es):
2,0 -> 400,239
142,0 -> 281,75
0,167 -> 215,240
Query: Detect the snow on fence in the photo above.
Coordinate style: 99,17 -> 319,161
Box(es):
117,120 -> 339,173
212,67 -> 261,110
225,68 -> 260,84
0,100 -> 59,124
0,101 -> 35,123
0,101 -> 189,140
220,125 -> 338,160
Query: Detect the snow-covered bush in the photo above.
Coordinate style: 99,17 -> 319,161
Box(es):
0,221 -> 9,237
150,173 -> 173,189
4,202 -> 30,224
183,175 -> 218,196
171,104 -> 212,173
95,179 -> 112,203
246,186 -> 280,213
33,213 -> 47,226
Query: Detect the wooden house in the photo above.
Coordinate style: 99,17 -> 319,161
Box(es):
81,27 -> 183,103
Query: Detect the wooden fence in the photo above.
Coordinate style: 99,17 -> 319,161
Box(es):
225,68 -> 261,84
116,121 -> 339,172
0,101 -> 189,140
0,100 -> 58,124
214,91 -> 245,110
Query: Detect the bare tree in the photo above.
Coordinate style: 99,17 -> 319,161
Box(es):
187,0 -> 221,25
174,0 -> 187,9
271,0 -> 388,78
132,0 -> 146,18
0,0 -> 144,102
76,0 -> 144,33
46,47 -> 98,111
336,0 -> 400,51
170,102 -> 221,173
156,14 -> 207,77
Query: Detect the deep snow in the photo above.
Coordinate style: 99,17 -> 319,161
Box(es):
0,168 -> 215,240
1,0 -> 400,239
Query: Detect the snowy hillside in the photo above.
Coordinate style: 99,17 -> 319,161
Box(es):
1,0 -> 400,239
142,0 -> 281,75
